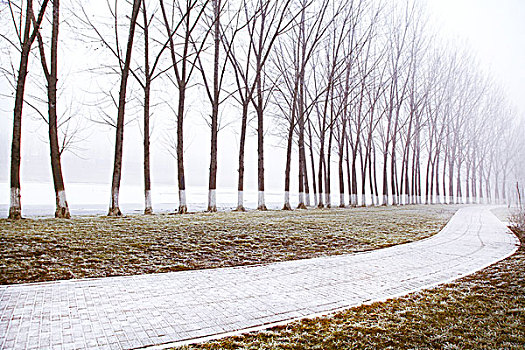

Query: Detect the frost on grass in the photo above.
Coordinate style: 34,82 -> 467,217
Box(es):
0,205 -> 456,284
186,228 -> 525,350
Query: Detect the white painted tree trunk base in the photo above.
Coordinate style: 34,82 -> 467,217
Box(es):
317,193 -> 324,208
178,190 -> 188,214
207,190 -> 217,212
351,194 -> 357,207
144,190 -> 153,214
108,189 -> 122,216
8,187 -> 22,219
283,191 -> 292,210
257,191 -> 267,210
297,192 -> 307,209
235,191 -> 245,211
55,190 -> 71,219
238,191 -> 243,207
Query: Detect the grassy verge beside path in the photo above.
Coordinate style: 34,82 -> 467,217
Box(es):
183,228 -> 525,349
1,205 -> 456,285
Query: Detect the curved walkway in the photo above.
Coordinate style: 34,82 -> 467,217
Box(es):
0,206 -> 520,350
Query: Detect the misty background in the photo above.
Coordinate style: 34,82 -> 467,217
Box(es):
0,0 -> 524,213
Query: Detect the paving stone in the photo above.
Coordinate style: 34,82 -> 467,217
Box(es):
0,207 -> 519,349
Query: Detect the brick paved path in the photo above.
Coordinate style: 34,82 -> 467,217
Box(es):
0,207 -> 519,349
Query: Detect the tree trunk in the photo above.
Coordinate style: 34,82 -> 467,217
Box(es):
390,119 -> 399,206
417,134 -> 422,204
368,148 -> 374,206
434,151 -> 441,204
35,0 -> 70,218
429,158 -> 435,204
297,138 -> 306,209
425,156 -> 431,204
48,0 -> 70,218
471,154 -> 477,203
317,136 -> 325,208
338,136 -> 345,208
456,161 -> 462,204
373,144 -> 379,206
359,144 -> 367,207
351,149 -> 358,207
448,152 -> 455,204
325,121 -> 333,208
160,0 -> 189,214
346,135 -> 352,206
282,107 -> 295,210
255,36 -> 266,211
303,150 -> 311,206
307,119 -> 318,207
207,0 -> 221,213
142,0 -> 152,215
9,0 -> 49,220
236,103 -> 249,211
442,150 -> 448,204
108,0 -> 141,216
143,78 -> 152,214
177,86 -> 188,213
465,163 -> 470,204
425,136 -> 433,204
478,160 -> 484,204
403,146 -> 410,205
256,98 -> 266,210
410,137 -> 417,204
416,142 -> 422,204
382,148 -> 389,206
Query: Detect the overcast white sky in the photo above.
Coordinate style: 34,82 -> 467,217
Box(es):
0,0 -> 524,207
426,0 -> 525,113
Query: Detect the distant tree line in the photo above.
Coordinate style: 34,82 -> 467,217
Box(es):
1,0 -> 524,219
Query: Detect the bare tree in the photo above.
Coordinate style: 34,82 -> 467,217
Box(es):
195,0 -> 231,212
105,0 -> 142,216
249,0 -> 295,210
5,0 -> 50,219
140,0 -> 154,214
219,0 -> 257,212
34,0 -> 71,218
160,0 -> 209,213
136,0 -> 189,214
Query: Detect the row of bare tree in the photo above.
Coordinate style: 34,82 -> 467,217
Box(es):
2,0 -> 524,219
274,1 -> 524,210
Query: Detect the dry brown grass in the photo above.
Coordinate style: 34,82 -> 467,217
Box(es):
0,205 -> 456,285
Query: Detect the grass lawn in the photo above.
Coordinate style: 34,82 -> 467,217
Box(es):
183,228 -> 525,350
0,205 -> 456,285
